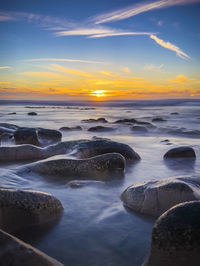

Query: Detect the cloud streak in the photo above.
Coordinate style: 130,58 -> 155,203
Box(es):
94,0 -> 200,24
0,66 -> 11,70
150,34 -> 190,59
24,58 -> 107,64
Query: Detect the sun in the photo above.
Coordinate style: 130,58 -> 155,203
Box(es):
90,90 -> 106,98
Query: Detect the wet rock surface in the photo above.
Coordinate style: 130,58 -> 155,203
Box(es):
88,126 -> 115,132
14,128 -> 39,146
144,201 -> 200,266
59,126 -> 82,131
164,146 -> 196,158
0,229 -> 63,266
81,117 -> 108,123
0,188 -> 63,233
20,153 -> 126,180
73,139 -> 141,161
121,176 -> 200,217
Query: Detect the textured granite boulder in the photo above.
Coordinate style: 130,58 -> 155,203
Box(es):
0,189 -> 63,233
121,176 -> 200,217
37,128 -> 62,146
73,139 -> 140,162
144,201 -> 200,266
14,128 -> 39,146
164,146 -> 196,159
20,153 -> 126,180
0,229 -> 63,266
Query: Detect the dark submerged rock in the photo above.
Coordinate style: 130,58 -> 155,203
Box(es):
14,128 -> 39,146
59,126 -> 82,131
0,229 -> 63,266
0,188 -> 63,233
74,139 -> 140,161
114,118 -> 137,124
8,112 -> 16,115
81,117 -> 108,123
152,117 -> 166,122
28,112 -> 37,116
131,126 -> 148,132
170,112 -> 179,115
164,146 -> 196,159
144,201 -> 200,266
88,126 -> 115,132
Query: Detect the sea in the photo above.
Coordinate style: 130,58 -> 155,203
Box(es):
0,99 -> 200,266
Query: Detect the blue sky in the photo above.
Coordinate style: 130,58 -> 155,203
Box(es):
0,0 -> 200,100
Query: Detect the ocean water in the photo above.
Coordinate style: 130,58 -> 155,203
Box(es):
0,100 -> 200,266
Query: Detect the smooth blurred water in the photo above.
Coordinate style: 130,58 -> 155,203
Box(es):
0,102 -> 200,266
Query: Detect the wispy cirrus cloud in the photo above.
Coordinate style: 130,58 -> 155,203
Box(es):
24,58 -> 108,64
150,34 -> 190,59
93,0 -> 200,24
0,66 -> 11,70
50,64 -> 93,77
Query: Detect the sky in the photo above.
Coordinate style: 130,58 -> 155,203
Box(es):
0,0 -> 200,101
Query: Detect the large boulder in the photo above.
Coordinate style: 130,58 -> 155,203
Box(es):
20,153 -> 126,180
37,128 -> 62,146
144,201 -> 200,266
0,229 -> 63,266
164,146 -> 196,159
0,140 -> 88,162
0,189 -> 63,233
121,176 -> 200,217
114,118 -> 137,124
14,128 -> 39,146
73,139 -> 140,162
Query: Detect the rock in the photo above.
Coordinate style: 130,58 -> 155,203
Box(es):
8,112 -> 16,115
0,123 -> 19,130
0,229 -> 63,266
114,118 -> 137,124
152,118 -> 166,122
14,128 -> 39,146
135,121 -> 155,128
121,176 -> 200,217
59,126 -> 82,131
21,153 -> 126,180
0,188 -> 63,233
131,126 -> 148,132
88,126 -> 115,132
0,140 -> 88,162
81,118 -> 108,123
160,139 -> 170,143
73,139 -> 140,161
67,180 -> 105,188
144,201 -> 200,266
0,126 -> 15,135
170,112 -> 179,115
37,128 -> 62,146
164,146 -> 196,159
28,112 -> 37,116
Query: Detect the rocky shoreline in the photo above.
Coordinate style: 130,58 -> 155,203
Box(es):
0,121 -> 199,265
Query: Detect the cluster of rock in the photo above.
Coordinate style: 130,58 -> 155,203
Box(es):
1,118 -> 199,265
0,188 -> 63,265
0,123 -> 62,146
120,146 -> 199,265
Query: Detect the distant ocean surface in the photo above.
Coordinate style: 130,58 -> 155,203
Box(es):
0,99 -> 200,266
